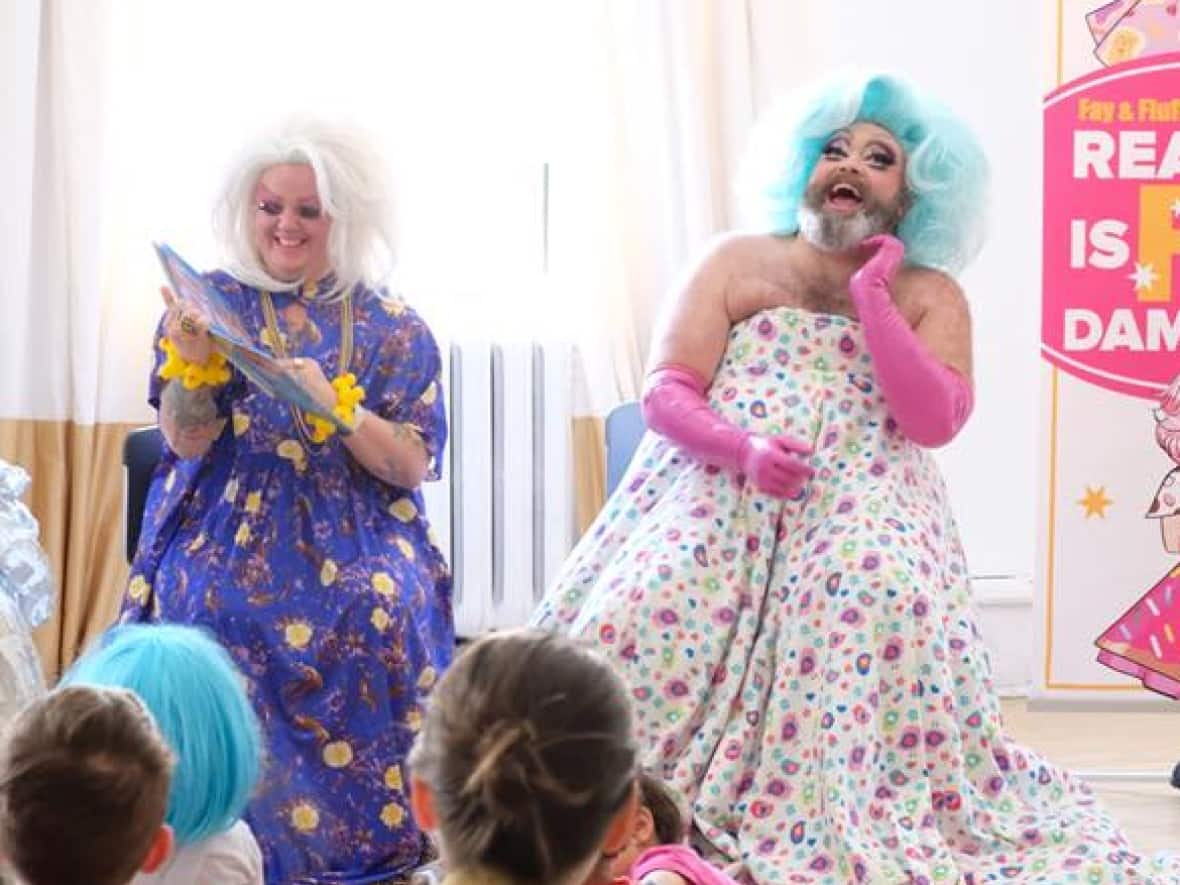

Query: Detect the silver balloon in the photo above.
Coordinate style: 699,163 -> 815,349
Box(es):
0,461 -> 52,724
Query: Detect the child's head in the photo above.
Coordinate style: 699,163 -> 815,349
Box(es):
62,624 -> 263,847
608,772 -> 686,878
638,772 -> 684,844
0,684 -> 175,885
409,630 -> 639,885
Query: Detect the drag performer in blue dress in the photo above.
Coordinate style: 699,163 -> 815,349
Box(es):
122,119 -> 453,884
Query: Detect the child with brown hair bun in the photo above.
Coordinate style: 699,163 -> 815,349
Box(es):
409,630 -> 639,885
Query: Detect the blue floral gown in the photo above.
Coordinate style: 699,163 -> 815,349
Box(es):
122,273 -> 454,884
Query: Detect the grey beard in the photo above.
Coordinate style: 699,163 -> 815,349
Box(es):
797,203 -> 896,253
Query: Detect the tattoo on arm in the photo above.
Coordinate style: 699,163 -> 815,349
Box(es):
379,423 -> 426,486
162,381 -> 218,430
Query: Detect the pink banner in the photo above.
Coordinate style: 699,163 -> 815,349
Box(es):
1042,52 -> 1180,398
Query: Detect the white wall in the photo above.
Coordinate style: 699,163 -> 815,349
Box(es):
751,1 -> 1045,692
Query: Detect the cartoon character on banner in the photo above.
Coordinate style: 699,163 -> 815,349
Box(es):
1096,374 -> 1180,696
1087,0 -> 1180,67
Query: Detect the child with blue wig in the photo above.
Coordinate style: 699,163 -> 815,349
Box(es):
64,624 -> 264,884
533,70 -> 1180,882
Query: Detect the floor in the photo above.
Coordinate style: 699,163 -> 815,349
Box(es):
1001,699 -> 1180,856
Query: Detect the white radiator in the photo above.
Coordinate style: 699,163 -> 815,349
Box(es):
420,339 -> 577,637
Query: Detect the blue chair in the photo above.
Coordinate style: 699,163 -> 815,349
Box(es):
605,401 -> 646,497
123,426 -> 164,563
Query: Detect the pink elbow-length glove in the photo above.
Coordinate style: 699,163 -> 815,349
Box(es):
641,364 -> 814,498
850,234 -> 974,447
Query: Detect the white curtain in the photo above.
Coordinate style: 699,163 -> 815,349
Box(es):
549,0 -> 747,415
544,0 -> 824,523
0,0 -> 134,677
0,0 -> 121,425
547,0 -> 830,416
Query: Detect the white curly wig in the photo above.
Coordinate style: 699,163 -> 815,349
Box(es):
212,117 -> 396,299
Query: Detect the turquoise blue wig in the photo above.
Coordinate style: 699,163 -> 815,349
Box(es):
62,624 -> 262,846
742,70 -> 989,276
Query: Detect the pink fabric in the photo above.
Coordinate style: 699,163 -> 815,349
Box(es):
641,364 -> 813,498
849,235 -> 974,448
631,844 -> 739,885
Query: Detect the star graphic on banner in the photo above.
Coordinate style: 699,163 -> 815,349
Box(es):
1172,198 -> 1180,220
1078,485 -> 1113,519
1129,262 -> 1159,291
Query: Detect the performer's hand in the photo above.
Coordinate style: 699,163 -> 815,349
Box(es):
850,234 -> 905,307
161,286 -> 213,365
738,433 -> 814,498
280,357 -> 335,412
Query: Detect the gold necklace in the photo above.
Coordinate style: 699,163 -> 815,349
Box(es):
260,288 -> 354,447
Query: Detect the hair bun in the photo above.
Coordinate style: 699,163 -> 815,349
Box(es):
464,720 -> 537,820
464,717 -> 600,829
